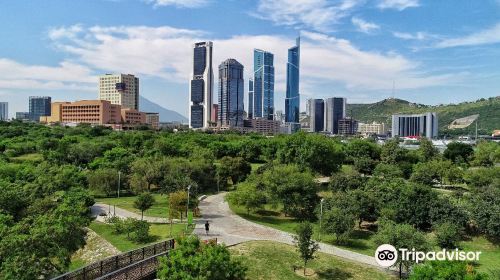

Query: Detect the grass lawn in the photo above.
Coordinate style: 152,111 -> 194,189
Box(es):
230,241 -> 394,280
96,194 -> 169,218
10,153 -> 43,163
227,198 -> 500,272
89,221 -> 193,252
251,163 -> 264,172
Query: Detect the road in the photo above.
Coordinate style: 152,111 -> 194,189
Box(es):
193,192 -> 382,270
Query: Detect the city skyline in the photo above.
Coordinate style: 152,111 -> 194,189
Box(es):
1,1 -> 500,118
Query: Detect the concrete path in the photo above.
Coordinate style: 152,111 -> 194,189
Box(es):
193,192 -> 383,270
91,203 -> 177,224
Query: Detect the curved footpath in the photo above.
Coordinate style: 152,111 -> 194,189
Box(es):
91,203 -> 172,223
193,192 -> 384,271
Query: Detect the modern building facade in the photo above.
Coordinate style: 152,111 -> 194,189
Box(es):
99,74 -> 139,110
250,49 -> 274,120
247,79 -> 254,119
211,104 -> 219,124
325,97 -> 346,134
0,102 -> 8,121
285,37 -> 300,132
338,118 -> 358,135
358,122 -> 387,135
189,41 -> 214,129
243,118 -> 281,135
16,112 -> 30,121
391,112 -> 438,139
309,99 -> 325,132
29,96 -> 51,122
145,112 -> 160,129
218,59 -> 244,127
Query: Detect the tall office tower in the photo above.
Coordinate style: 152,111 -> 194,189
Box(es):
309,99 -> 325,132
0,102 -> 8,121
251,49 -> 275,120
99,74 -> 139,110
324,97 -> 346,134
29,96 -> 51,122
392,112 -> 438,139
285,37 -> 300,132
248,79 -> 254,119
218,59 -> 244,127
189,41 -> 214,129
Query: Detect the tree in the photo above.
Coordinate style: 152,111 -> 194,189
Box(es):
329,170 -> 366,192
464,167 -> 500,189
392,183 -> 438,230
469,187 -> 500,240
471,141 -> 500,167
169,190 -> 188,222
373,163 -> 404,179
294,222 -> 319,275
418,137 -> 439,162
434,222 -> 461,249
345,139 -> 381,163
381,138 -> 408,164
444,142 -> 474,164
374,220 -> 430,278
134,193 -> 155,220
157,236 -> 246,280
217,156 -> 251,186
409,261 -> 487,280
87,168 -> 119,197
323,207 -> 356,243
129,158 -> 164,192
227,182 -> 266,214
353,156 -> 377,175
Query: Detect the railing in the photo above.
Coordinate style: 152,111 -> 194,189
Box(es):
52,239 -> 175,280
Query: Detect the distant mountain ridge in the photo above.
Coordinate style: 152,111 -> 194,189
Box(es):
347,96 -> 500,134
139,96 -> 187,123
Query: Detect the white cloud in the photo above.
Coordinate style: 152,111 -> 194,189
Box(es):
351,17 -> 379,33
377,0 -> 419,10
48,24 -> 462,93
253,0 -> 363,32
144,0 -> 209,8
436,23 -> 500,48
0,59 -> 95,91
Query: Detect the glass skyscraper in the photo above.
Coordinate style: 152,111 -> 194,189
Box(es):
218,59 -> 244,127
29,96 -> 51,122
325,97 -> 346,134
248,79 -> 254,119
285,37 -> 300,132
249,49 -> 274,120
189,41 -> 213,129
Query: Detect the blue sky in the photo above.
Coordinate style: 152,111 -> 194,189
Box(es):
0,0 -> 499,118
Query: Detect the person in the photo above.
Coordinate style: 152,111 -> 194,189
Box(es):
205,220 -> 210,236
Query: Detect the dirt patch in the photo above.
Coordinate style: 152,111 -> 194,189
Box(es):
71,228 -> 121,266
294,267 -> 317,278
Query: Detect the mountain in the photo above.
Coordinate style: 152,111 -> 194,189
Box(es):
139,96 -> 187,123
347,96 -> 500,135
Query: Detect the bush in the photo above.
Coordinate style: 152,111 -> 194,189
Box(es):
434,222 -> 461,249
409,261 -> 486,280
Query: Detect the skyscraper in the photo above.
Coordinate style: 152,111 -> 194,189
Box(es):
251,49 -> 274,120
99,74 -> 139,110
218,59 -> 244,127
248,79 -> 254,119
309,99 -> 324,132
0,102 -> 8,121
285,37 -> 300,132
29,96 -> 51,122
325,97 -> 346,134
189,41 -> 214,129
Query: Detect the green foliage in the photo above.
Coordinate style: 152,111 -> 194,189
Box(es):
444,142 -> 474,164
323,207 -> 356,244
464,167 -> 500,189
417,137 -> 439,162
344,139 -> 381,163
157,236 -> 246,280
87,168 -> 119,196
329,170 -> 366,191
380,138 -> 408,164
409,261 -> 487,280
134,193 -> 155,220
373,163 -> 404,179
294,222 -> 319,275
217,156 -> 252,186
227,182 -> 266,214
469,187 -> 500,240
410,159 -> 463,186
434,222 -> 461,249
472,141 -> 500,167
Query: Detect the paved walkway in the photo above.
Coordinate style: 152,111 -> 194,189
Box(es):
91,203 -> 177,223
193,192 -> 383,270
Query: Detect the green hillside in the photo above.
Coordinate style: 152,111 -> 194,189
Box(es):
347,96 -> 500,136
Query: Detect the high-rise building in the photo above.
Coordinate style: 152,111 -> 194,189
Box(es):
189,41 -> 214,129
16,112 -> 30,121
250,49 -> 274,120
248,79 -> 254,119
29,96 -> 51,122
392,112 -> 438,139
325,97 -> 346,134
218,59 -> 244,127
0,102 -> 8,121
285,37 -> 300,132
309,99 -> 324,132
99,74 -> 139,110
338,118 -> 358,135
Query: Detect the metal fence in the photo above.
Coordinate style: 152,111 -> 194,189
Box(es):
52,239 -> 175,280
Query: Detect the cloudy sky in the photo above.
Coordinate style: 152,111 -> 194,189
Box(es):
1,0 -> 499,118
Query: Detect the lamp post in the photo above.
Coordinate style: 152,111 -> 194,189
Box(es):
117,171 -> 121,198
186,185 -> 191,230
319,198 -> 324,241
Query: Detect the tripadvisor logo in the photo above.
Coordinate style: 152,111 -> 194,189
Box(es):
374,244 -> 482,268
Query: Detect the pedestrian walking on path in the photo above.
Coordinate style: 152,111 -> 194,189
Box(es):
205,221 -> 210,236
